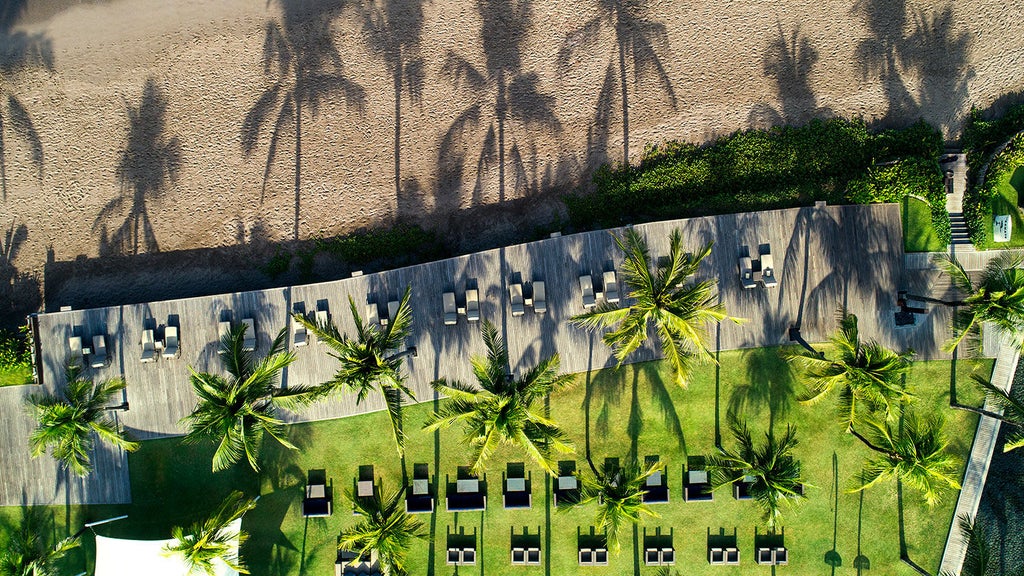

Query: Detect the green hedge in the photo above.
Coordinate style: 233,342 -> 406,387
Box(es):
316,224 -> 447,267
962,101 -> 1024,245
846,158 -> 950,245
969,133 -> 1024,248
566,118 -> 945,229
0,326 -> 33,386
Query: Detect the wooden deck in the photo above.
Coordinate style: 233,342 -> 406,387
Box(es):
9,202 -> 963,506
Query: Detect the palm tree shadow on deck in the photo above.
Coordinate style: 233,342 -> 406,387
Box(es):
93,78 -> 181,257
241,0 -> 366,241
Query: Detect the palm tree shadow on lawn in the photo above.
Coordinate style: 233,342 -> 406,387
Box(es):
728,347 -> 798,435
587,362 -> 685,457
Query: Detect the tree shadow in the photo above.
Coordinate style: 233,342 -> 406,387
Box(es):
727,347 -> 796,434
852,0 -> 973,132
749,23 -> 832,128
558,0 -> 676,167
93,78 -> 181,257
242,0 -> 366,241
0,0 -> 53,200
435,0 -> 562,216
0,219 -> 40,327
359,0 -> 426,222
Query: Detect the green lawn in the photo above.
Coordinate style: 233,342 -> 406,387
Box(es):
902,197 -> 945,252
983,160 -> 1024,248
4,351 -> 993,576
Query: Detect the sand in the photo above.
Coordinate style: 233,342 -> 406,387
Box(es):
0,0 -> 1022,316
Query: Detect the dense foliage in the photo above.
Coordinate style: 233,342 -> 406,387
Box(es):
962,100 -> 1024,245
965,133 -> 1024,247
846,158 -> 950,245
0,327 -> 31,374
566,118 -> 946,233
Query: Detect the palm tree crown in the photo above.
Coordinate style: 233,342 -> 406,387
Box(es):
971,374 -> 1024,453
707,420 -> 806,528
295,286 -> 416,456
339,483 -> 426,576
570,457 -> 659,553
572,228 -> 739,387
164,490 -> 257,576
0,509 -> 78,576
938,251 -> 1024,351
423,320 -> 575,475
182,324 -> 321,472
27,362 -> 138,477
849,410 -> 961,506
787,311 -> 913,429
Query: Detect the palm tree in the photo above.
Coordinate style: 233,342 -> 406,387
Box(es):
423,320 -> 575,475
786,311 -> 913,430
164,491 -> 257,576
927,252 -> 1024,351
707,420 -> 805,528
181,324 -> 322,472
567,457 -> 659,553
339,483 -> 426,576
572,228 -> 740,387
939,515 -> 991,576
295,286 -> 416,456
849,410 -> 961,506
0,509 -> 78,576
27,362 -> 138,477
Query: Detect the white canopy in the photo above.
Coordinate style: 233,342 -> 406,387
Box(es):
94,519 -> 241,576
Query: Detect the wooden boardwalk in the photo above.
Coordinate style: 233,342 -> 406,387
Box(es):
9,203 -> 962,506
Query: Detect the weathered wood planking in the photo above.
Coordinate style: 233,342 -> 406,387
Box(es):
12,203 -> 963,506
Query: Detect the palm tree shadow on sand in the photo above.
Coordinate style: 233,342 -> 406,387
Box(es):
93,78 -> 181,257
0,0 -> 53,200
242,0 -> 366,241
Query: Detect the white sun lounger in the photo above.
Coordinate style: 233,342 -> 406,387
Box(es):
603,270 -> 620,303
91,335 -> 107,368
241,318 -> 256,351
533,281 -> 547,314
509,282 -> 525,317
140,329 -> 156,363
365,302 -> 381,327
466,289 -> 480,322
760,247 -> 778,288
315,307 -> 329,327
68,335 -> 82,357
218,320 -> 232,341
443,292 -> 457,326
163,326 -> 179,358
292,316 -> 307,347
739,255 -> 756,289
388,300 -> 400,323
579,275 -> 596,308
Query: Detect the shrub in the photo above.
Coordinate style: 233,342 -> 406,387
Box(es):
846,158 -> 949,245
962,100 -> 1024,242
317,224 -> 447,267
0,326 -> 31,372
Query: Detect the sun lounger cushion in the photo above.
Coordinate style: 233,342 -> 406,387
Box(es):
241,318 -> 256,351
509,283 -> 525,317
443,292 -> 457,325
603,270 -> 620,303
140,329 -> 156,363
292,317 -> 307,347
364,303 -> 379,326
760,247 -> 778,288
579,275 -> 596,308
218,320 -> 231,341
388,300 -> 400,322
533,281 -> 546,313
466,289 -> 480,322
739,255 -> 757,289
91,335 -> 107,368
163,326 -> 179,358
68,335 -> 82,356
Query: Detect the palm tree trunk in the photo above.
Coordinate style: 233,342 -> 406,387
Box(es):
900,292 -> 963,307
848,426 -> 893,457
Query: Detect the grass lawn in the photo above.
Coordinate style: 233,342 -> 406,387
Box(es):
983,161 -> 1024,248
0,364 -> 33,387
4,351 -> 993,576
902,197 -> 945,252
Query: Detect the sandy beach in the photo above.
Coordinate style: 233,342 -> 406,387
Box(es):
0,0 -> 1022,315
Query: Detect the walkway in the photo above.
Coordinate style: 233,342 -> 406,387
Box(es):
7,203 -> 953,506
938,331 -> 1019,576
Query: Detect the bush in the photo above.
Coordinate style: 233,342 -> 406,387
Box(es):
0,326 -> 31,372
962,100 -> 1024,243
846,158 -> 949,245
317,224 -> 447,268
566,117 -> 941,230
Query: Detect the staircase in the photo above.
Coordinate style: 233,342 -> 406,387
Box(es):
949,212 -> 972,246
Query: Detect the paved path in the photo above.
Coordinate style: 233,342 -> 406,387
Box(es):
938,330 -> 1019,576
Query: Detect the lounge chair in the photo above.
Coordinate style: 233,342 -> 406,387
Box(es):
760,246 -> 778,288
756,547 -> 774,565
739,254 -> 757,289
91,335 -> 107,368
579,274 -> 596,308
603,270 -> 620,303
292,316 -> 307,347
503,466 -> 531,509
642,464 -> 669,503
774,547 -> 788,565
68,335 -> 82,358
365,302 -> 380,327
725,547 -> 740,565
303,471 -> 332,518
315,306 -> 329,327
443,292 -> 457,326
406,464 -> 434,513
509,282 -> 525,317
163,326 -> 179,359
218,320 -> 231,341
140,329 -> 156,363
387,300 -> 400,323
684,466 -> 713,501
446,472 -> 486,512
578,549 -> 593,565
533,281 -> 547,314
241,318 -> 256,351
554,463 -> 580,506
466,289 -> 480,322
